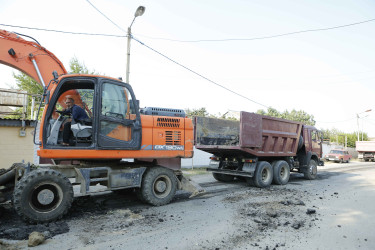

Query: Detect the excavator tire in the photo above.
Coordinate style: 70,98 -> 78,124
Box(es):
13,169 -> 73,223
138,166 -> 177,206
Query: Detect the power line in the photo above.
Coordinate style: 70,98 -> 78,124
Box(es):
85,0 -> 127,34
0,23 -> 126,37
135,18 -> 375,43
132,37 -> 269,108
2,17 -> 375,42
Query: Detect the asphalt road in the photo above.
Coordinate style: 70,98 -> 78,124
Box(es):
1,161 -> 374,250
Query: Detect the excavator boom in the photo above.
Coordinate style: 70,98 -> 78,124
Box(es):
0,29 -> 67,88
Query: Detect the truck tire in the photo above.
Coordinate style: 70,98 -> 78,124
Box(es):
212,173 -> 235,182
304,160 -> 318,180
13,169 -> 73,223
252,161 -> 273,188
138,167 -> 177,206
272,160 -> 290,185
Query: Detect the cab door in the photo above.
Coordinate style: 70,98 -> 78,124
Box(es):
311,130 -> 322,158
97,80 -> 141,149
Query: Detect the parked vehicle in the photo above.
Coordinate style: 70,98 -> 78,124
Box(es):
356,141 -> 375,162
194,112 -> 324,188
324,149 -> 352,163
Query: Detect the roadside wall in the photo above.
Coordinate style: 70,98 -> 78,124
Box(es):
181,147 -> 211,169
0,119 -> 36,169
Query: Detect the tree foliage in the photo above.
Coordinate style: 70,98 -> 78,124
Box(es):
321,128 -> 368,148
256,107 -> 316,126
185,107 -> 211,119
7,57 -> 96,119
69,57 -> 98,74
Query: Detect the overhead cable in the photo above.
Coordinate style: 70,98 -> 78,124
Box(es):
132,37 -> 269,108
85,0 -> 127,34
135,18 -> 375,43
0,23 -> 126,37
2,17 -> 375,41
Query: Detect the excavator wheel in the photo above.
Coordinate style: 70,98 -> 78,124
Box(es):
137,167 -> 177,206
13,169 -> 73,223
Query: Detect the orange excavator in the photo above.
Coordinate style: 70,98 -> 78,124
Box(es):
0,29 -> 203,223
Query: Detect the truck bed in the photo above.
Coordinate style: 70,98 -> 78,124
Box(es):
356,141 -> 375,152
195,112 -> 303,157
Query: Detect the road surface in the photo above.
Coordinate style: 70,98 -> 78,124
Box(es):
0,161 -> 374,249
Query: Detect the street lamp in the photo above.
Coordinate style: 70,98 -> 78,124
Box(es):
357,109 -> 372,141
126,6 -> 145,83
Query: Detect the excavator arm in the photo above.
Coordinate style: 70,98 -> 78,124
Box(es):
0,29 -> 86,109
0,29 -> 67,88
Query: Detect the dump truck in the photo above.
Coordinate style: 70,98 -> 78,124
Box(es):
195,112 -> 323,187
0,29 -> 204,223
356,141 -> 375,161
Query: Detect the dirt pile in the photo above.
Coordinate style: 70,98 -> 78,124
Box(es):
219,187 -> 320,249
0,204 -> 69,240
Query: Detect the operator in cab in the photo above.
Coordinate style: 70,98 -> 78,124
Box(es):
62,96 -> 89,146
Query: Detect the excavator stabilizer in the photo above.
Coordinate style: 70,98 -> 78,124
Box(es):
178,175 -> 206,198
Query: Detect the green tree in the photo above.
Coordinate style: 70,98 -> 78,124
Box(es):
69,57 -> 98,74
322,128 -> 368,148
256,107 -> 316,126
185,107 -> 211,119
7,57 -> 96,119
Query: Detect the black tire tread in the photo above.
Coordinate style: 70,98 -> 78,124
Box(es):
13,169 -> 73,223
212,173 -> 235,182
139,167 -> 177,206
253,161 -> 273,188
272,160 -> 290,185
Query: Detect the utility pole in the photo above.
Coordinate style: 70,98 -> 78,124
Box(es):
126,6 -> 145,83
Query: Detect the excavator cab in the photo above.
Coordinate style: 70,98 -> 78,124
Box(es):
43,76 -> 142,150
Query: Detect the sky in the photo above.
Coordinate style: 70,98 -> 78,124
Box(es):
1,0 -> 375,136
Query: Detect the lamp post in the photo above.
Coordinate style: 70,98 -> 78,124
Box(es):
357,109 -> 372,141
126,6 -> 145,83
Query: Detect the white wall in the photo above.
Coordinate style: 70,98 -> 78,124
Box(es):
181,147 -> 211,169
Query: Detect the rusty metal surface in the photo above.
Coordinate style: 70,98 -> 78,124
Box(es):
195,117 -> 239,147
240,112 -> 262,148
195,112 -> 303,157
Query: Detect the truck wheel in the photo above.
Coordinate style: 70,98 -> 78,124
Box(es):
138,167 -> 177,206
339,159 -> 343,163
272,160 -> 290,185
304,160 -> 318,180
212,173 -> 235,182
13,169 -> 73,223
252,161 -> 273,188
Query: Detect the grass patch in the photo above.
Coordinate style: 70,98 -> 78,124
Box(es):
182,167 -> 208,176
